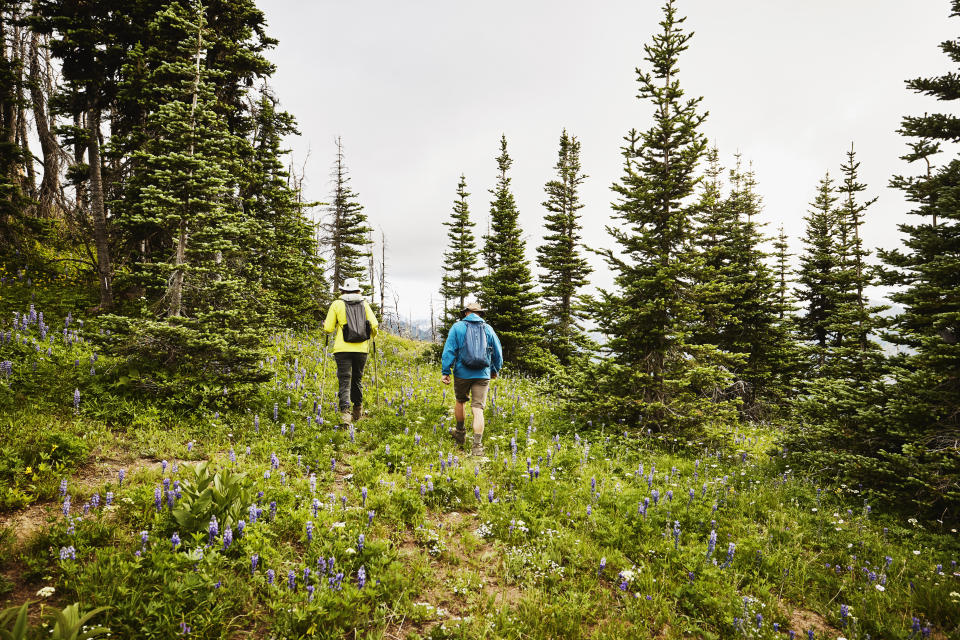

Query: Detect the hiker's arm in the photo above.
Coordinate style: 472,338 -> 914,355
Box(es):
441,328 -> 458,376
322,301 -> 339,334
489,328 -> 503,375
366,302 -> 379,338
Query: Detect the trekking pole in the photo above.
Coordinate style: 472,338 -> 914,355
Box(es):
373,338 -> 381,407
320,334 -> 329,418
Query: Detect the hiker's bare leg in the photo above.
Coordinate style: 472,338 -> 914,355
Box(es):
472,407 -> 484,435
455,401 -> 466,424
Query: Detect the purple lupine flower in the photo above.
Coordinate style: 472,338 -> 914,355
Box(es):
249,503 -> 258,524
269,501 -> 277,520
488,488 -> 494,503
357,533 -> 364,553
140,530 -> 149,548
161,460 -> 168,474
105,492 -> 113,506
208,516 -> 219,546
840,604 -> 848,627
223,525 -> 233,550
331,457 -> 336,472
280,424 -> 287,437
303,567 -> 311,584
288,570 -> 296,591
306,521 -> 314,542
361,487 -> 368,507
154,487 -> 162,511
651,489 -> 660,505
118,469 -> 126,485
229,449 -> 236,464
167,490 -> 175,510
251,554 -> 259,574
726,542 -> 736,566
273,403 -> 278,421
309,474 -> 317,493
171,532 -> 181,550
187,441 -> 194,452
357,566 -> 366,589
587,505 -> 592,516
267,569 -> 275,585
368,510 -> 375,526
672,521 -> 681,549
62,494 -> 71,517
91,492 -> 100,509
706,530 -> 717,559
59,478 -> 68,497
306,584 -> 315,601
270,452 -> 279,469
236,520 -> 245,539
598,557 -> 606,575
808,631 -> 814,640
474,486 -> 481,501
73,388 -> 80,413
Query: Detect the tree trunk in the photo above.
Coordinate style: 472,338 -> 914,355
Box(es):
28,32 -> 59,218
169,220 -> 186,317
88,108 -> 113,310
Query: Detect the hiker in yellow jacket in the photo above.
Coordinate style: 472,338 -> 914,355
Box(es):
323,278 -> 379,424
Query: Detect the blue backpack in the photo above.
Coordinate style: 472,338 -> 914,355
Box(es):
460,321 -> 491,370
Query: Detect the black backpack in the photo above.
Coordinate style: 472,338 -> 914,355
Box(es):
342,300 -> 371,343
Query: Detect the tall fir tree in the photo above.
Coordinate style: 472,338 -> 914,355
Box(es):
828,144 -> 885,380
439,174 -> 479,337
242,91 -> 328,326
479,135 -> 553,374
773,225 -> 793,321
795,173 -> 842,370
873,0 -> 960,518
100,1 -> 266,397
324,136 -> 372,293
537,129 -> 593,366
593,1 -> 733,429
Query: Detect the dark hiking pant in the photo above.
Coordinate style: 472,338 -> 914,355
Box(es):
334,352 -> 367,411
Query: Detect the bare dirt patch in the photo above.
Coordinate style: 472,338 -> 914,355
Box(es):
788,606 -> 837,638
0,502 -> 56,546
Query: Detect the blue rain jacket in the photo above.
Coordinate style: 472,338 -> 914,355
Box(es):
441,314 -> 503,379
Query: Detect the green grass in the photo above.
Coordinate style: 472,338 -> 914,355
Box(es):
1,272 -> 958,639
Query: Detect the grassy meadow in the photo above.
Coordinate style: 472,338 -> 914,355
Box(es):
0,270 -> 957,639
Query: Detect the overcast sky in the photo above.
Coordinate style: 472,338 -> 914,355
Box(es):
257,0 -> 955,321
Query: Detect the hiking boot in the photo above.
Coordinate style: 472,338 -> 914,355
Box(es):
352,405 -> 363,423
449,422 -> 466,447
339,410 -> 353,426
471,433 -> 484,457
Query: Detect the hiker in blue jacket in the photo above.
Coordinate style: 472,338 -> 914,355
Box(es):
441,300 -> 503,456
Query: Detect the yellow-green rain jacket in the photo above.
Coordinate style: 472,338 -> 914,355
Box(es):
323,293 -> 379,353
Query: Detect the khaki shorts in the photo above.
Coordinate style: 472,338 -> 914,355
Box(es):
453,377 -> 489,409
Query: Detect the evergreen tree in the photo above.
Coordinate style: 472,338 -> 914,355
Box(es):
773,225 -> 793,321
324,137 -> 371,293
439,174 -> 479,336
593,1 -> 733,429
100,1 -> 266,397
243,91 -> 327,326
689,150 -> 793,413
689,147 -> 740,356
479,135 -> 552,374
828,144 -> 885,379
795,173 -> 841,370
874,0 -> 960,517
537,130 -> 593,366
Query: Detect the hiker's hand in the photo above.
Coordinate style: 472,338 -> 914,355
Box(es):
491,371 -> 498,380
441,375 -> 451,385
